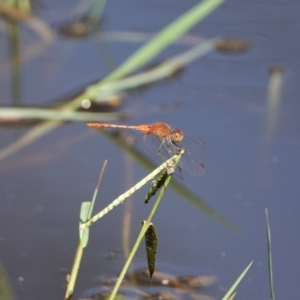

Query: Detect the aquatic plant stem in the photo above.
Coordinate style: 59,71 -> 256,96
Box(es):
108,151 -> 183,300
266,208 -> 276,300
65,161 -> 107,299
64,243 -> 83,300
80,153 -> 182,230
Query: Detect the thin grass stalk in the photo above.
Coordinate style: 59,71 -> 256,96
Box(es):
87,160 -> 108,216
98,38 -> 219,99
222,261 -> 253,300
89,0 -> 107,24
72,0 -> 106,25
0,108 -> 121,122
95,31 -> 204,45
101,0 -> 224,84
108,151 -> 183,300
64,243 -> 84,300
108,221 -> 150,300
265,208 -> 276,300
7,18 -> 21,106
65,161 -> 108,299
122,199 -> 133,259
80,153 -> 181,229
227,292 -> 237,300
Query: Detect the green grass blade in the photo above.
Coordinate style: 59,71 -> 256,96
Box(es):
171,181 -> 239,232
222,261 -> 253,300
80,153 -> 181,230
0,108 -> 120,122
266,208 -> 276,300
102,0 -> 224,83
97,38 -> 218,100
88,160 -> 108,216
66,162 -> 108,297
79,202 -> 92,247
227,292 -> 237,300
65,243 -> 84,299
79,161 -> 108,246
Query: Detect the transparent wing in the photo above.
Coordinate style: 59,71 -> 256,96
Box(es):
176,135 -> 203,157
143,134 -> 175,161
143,133 -> 204,178
175,135 -> 205,176
179,153 -> 205,176
143,134 -> 184,179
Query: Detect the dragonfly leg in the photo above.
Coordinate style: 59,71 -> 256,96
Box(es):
156,140 -> 166,160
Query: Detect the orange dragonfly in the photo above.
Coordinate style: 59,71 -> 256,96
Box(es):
87,122 -> 205,178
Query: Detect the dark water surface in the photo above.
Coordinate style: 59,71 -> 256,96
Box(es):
0,1 -> 300,299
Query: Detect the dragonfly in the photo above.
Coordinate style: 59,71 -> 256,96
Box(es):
87,122 -> 205,179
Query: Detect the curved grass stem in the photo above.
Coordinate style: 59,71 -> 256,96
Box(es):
108,151 -> 183,300
80,152 -> 183,230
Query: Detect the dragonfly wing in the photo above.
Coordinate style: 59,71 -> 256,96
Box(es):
143,134 -> 183,177
143,134 -> 172,160
143,131 -> 204,178
179,152 -> 205,176
178,135 -> 203,157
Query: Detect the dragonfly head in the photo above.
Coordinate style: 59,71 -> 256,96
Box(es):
171,129 -> 184,143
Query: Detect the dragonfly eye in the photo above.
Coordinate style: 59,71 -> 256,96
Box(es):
171,129 -> 184,143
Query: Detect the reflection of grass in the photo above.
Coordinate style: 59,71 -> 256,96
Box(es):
0,261 -> 14,300
265,67 -> 284,136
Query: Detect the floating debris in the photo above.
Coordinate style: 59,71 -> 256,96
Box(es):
216,38 -> 252,53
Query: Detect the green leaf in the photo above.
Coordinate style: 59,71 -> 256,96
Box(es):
79,202 -> 92,247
